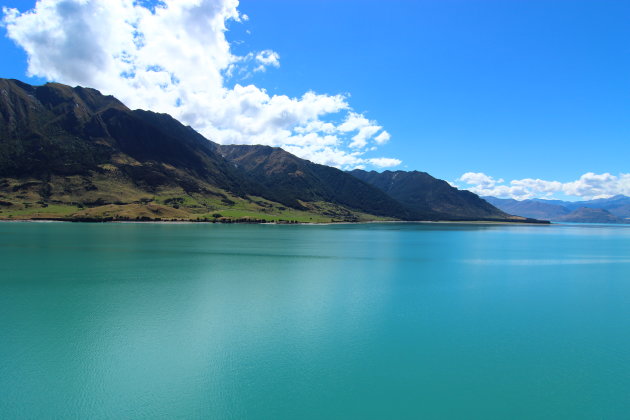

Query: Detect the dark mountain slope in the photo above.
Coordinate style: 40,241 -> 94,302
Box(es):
350,170 -> 526,221
0,78 -> 253,193
1,80 -> 120,177
218,145 -> 412,219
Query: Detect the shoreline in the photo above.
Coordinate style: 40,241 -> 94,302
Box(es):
0,217 -> 551,226
4,219 -> 629,227
3,218 -> 629,227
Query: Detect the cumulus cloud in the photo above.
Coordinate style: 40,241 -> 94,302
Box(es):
458,172 -> 504,189
254,49 -> 280,72
374,131 -> 391,145
368,158 -> 402,168
456,172 -> 630,200
2,0 -> 399,169
562,172 -> 630,199
338,112 -> 383,149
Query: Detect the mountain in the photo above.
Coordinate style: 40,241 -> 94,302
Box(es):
486,195 -> 630,223
609,205 -> 630,220
0,78 -> 252,189
556,207 -> 625,224
483,197 -> 571,221
217,145 -> 411,220
558,195 -> 630,220
531,195 -> 630,213
0,78 -> 544,223
349,170 -> 535,222
0,78 -> 393,222
1,78 -> 273,221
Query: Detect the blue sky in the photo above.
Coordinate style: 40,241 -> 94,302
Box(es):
1,0 -> 628,199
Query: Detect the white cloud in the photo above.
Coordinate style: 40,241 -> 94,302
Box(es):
368,158 -> 402,168
374,131 -> 391,145
283,145 -> 364,168
457,172 -> 630,200
458,172 -> 504,189
254,49 -> 280,72
2,0 -> 399,170
338,112 -> 383,149
562,172 -> 630,199
337,112 -> 370,132
511,178 -> 563,196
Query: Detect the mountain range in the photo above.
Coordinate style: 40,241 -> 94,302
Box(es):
350,170 -> 510,221
0,78 -> 543,223
484,196 -> 630,224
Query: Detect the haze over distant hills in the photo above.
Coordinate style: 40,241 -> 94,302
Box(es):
0,78 -> 542,223
485,195 -> 630,224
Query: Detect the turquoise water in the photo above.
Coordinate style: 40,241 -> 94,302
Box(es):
1,222 -> 630,419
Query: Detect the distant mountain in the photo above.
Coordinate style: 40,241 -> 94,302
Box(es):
483,197 -> 571,221
556,195 -> 630,219
485,195 -> 630,224
609,204 -> 630,220
349,170 -> 534,222
532,195 -> 630,213
556,207 -> 625,224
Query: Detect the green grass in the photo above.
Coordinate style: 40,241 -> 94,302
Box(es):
0,196 -> 395,223
206,208 -> 333,223
0,175 -> 395,223
0,204 -> 80,219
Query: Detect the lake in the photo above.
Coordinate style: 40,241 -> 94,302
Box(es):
1,221 -> 629,419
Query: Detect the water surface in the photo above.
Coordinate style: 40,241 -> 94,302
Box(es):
1,222 -> 629,419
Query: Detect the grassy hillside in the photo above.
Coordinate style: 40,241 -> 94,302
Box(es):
0,79 -> 396,223
0,174 -> 391,223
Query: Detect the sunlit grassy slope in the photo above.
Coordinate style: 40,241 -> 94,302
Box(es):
0,175 -> 392,223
